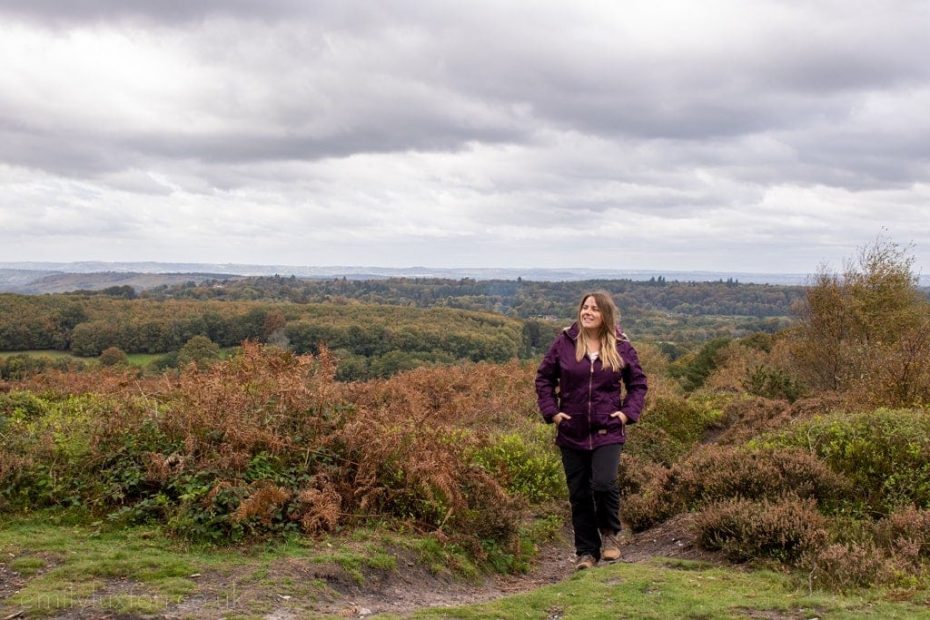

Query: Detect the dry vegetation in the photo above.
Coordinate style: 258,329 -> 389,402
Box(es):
3,238 -> 930,594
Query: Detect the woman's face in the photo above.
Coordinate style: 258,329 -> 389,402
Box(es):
580,296 -> 603,331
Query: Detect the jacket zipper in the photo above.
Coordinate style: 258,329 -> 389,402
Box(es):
588,357 -> 594,449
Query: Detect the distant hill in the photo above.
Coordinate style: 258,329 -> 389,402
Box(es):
3,261 -> 927,292
0,270 -> 239,294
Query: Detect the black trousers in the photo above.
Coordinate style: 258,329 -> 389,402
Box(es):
560,443 -> 623,559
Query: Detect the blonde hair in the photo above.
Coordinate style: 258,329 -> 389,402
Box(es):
575,291 -> 624,372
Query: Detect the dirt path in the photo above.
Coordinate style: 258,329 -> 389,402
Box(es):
297,513 -> 719,618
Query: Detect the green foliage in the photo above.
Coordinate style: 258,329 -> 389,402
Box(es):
742,364 -> 804,402
98,346 -> 128,366
625,395 -> 723,466
754,408 -> 930,516
472,430 -> 564,504
0,352 -> 86,379
177,334 -> 220,370
668,337 -> 731,392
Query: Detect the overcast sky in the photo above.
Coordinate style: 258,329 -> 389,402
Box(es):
1,1 -> 928,274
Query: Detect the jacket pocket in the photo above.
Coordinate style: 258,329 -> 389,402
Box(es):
557,413 -> 583,439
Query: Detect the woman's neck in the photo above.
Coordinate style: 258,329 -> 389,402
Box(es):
583,331 -> 601,350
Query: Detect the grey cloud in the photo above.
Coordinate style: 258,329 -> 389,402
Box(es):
2,1 -> 930,272
0,0 -> 335,26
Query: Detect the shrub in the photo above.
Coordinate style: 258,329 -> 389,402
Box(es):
707,339 -> 804,402
713,395 -> 831,446
177,335 -> 221,370
99,346 -> 128,366
622,445 -> 850,531
0,345 -> 545,568
616,452 -> 664,498
756,408 -> 930,515
742,364 -> 804,402
875,506 -> 930,560
668,338 -> 731,392
624,395 -> 723,466
641,396 -> 720,446
696,496 -> 828,563
807,543 -> 897,590
471,430 -> 564,504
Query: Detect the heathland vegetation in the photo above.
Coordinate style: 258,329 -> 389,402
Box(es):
3,239 -> 930,617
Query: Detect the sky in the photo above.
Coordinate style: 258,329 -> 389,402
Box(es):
1,0 -> 929,275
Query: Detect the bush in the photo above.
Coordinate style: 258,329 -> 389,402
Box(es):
622,445 -> 850,530
875,506 -> 930,560
756,408 -> 930,515
99,346 -> 128,366
668,338 -> 731,392
177,335 -> 221,370
472,430 -> 564,504
0,345 -> 547,569
696,496 -> 828,563
807,543 -> 897,590
806,507 -> 930,590
624,395 -> 723,466
706,339 -> 804,402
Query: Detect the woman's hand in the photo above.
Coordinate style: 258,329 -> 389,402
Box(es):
553,412 -> 571,426
609,411 -> 629,424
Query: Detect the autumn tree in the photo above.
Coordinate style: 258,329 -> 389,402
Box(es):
178,335 -> 221,370
791,237 -> 930,406
99,346 -> 128,366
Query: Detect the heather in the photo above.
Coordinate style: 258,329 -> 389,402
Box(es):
0,344 -> 561,571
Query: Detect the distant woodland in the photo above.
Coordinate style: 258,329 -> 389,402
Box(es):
0,277 -> 804,381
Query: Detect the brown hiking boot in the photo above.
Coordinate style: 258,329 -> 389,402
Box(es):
575,553 -> 597,571
601,530 -> 621,562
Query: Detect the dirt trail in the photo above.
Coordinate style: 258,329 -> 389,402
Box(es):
306,514 -> 718,618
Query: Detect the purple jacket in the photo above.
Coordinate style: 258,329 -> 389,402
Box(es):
535,322 -> 648,450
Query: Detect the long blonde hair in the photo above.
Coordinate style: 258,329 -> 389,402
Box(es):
575,291 -> 624,372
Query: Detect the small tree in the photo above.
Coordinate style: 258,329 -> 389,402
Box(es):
99,346 -> 128,367
791,237 -> 930,406
178,335 -> 221,370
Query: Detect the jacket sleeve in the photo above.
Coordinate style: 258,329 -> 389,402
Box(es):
535,338 -> 561,423
619,341 -> 648,424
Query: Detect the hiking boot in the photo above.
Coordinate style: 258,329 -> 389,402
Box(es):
575,553 -> 597,571
601,530 -> 621,562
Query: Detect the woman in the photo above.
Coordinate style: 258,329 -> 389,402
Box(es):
535,291 -> 647,570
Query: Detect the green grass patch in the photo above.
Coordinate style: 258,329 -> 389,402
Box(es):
405,557 -> 930,619
9,555 -> 46,576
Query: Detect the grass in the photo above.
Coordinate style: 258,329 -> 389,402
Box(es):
0,512 -> 480,618
404,558 -> 930,620
6,512 -> 930,619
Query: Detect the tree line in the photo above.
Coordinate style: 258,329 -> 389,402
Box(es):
142,275 -> 805,319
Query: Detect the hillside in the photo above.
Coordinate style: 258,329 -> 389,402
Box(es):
2,240 -> 930,618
